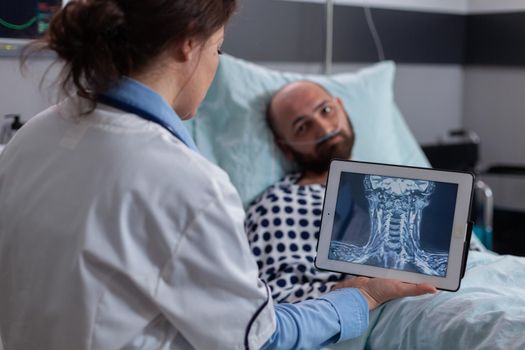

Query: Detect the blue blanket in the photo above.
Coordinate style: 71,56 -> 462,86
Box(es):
327,251 -> 525,349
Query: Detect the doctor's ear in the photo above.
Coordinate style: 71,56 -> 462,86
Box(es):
172,37 -> 199,62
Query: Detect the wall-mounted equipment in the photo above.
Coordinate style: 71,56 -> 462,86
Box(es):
0,1 -> 64,56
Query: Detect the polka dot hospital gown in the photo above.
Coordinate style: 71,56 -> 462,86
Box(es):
244,173 -> 345,304
245,173 -> 486,304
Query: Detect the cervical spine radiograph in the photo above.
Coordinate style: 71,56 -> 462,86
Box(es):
329,175 -> 448,276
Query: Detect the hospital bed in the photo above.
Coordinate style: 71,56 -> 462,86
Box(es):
186,55 -> 525,349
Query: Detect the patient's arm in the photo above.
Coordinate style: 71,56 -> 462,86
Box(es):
332,276 -> 437,310
246,241 -> 345,303
245,177 -> 346,303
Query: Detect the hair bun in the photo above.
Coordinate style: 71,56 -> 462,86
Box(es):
48,0 -> 126,60
45,0 -> 127,97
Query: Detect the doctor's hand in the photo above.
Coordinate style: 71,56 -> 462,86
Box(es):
332,276 -> 437,310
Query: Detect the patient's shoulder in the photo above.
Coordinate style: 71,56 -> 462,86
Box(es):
247,173 -> 302,210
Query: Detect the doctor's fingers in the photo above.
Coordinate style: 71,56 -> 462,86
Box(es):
331,276 -> 370,291
331,277 -> 437,310
359,278 -> 437,307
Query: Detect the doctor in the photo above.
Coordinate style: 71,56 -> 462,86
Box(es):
0,1 -> 436,349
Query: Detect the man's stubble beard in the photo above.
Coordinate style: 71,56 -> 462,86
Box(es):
291,127 -> 355,175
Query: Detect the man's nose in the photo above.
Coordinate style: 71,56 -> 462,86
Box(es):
313,115 -> 334,135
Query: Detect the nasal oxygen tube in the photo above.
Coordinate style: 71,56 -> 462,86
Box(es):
283,124 -> 343,146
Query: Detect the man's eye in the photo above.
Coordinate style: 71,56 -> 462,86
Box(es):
295,122 -> 310,135
322,105 -> 333,114
295,125 -> 306,134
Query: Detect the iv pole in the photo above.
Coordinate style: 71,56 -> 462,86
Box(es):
324,0 -> 334,75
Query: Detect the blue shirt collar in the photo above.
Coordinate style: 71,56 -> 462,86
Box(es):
99,77 -> 198,151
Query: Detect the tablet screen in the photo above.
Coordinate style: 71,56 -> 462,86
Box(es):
328,172 -> 458,277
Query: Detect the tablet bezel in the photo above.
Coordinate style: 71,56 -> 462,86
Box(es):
315,160 -> 474,291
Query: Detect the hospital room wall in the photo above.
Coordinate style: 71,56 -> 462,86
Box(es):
0,58 -> 58,124
461,7 -> 525,168
463,68 -> 525,168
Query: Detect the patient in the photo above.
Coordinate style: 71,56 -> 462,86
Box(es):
245,80 -> 484,304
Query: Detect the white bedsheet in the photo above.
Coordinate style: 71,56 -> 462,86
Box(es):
328,251 -> 525,350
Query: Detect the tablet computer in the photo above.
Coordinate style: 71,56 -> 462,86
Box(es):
315,160 -> 474,291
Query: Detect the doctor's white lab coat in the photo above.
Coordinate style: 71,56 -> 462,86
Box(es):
0,98 -> 276,349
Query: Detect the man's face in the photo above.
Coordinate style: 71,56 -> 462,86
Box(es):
270,81 -> 355,173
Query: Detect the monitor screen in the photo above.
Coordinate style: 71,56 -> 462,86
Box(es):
0,1 -> 62,40
328,172 -> 458,277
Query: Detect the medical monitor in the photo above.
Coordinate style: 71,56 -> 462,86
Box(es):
0,0 -> 66,56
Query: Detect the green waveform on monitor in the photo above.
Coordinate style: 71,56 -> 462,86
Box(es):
0,17 -> 37,31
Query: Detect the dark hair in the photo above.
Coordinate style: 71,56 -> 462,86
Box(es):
23,0 -> 237,102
